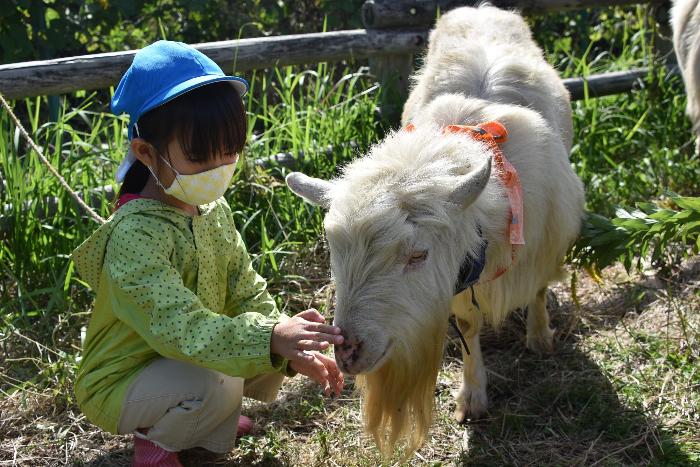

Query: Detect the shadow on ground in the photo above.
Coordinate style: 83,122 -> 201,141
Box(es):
448,340 -> 689,465
444,263 -> 699,465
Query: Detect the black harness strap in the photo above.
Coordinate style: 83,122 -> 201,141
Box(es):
449,285 -> 479,355
449,315 -> 469,354
454,235 -> 488,296
451,228 -> 487,356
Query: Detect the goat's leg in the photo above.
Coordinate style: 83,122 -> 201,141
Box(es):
526,286 -> 555,353
451,292 -> 487,422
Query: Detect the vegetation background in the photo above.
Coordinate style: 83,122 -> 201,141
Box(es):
1,0 -> 364,62
0,1 -> 698,465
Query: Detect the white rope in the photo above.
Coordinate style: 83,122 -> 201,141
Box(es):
0,91 -> 106,225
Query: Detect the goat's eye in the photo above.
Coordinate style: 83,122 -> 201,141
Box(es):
407,250 -> 428,265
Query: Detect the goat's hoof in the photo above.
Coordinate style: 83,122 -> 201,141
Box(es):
526,326 -> 555,354
453,385 -> 488,423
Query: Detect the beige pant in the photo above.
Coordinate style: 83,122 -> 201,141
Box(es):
117,358 -> 284,453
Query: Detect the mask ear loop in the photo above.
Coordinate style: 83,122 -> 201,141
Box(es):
134,121 -> 164,188
145,162 -> 167,191
157,151 -> 188,196
134,121 -> 188,195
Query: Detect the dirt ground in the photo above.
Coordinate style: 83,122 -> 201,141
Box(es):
1,257 -> 698,466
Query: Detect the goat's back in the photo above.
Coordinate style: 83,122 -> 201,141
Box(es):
401,5 -> 584,325
403,5 -> 573,149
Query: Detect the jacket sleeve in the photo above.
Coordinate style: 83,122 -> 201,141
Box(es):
104,217 -> 285,379
225,228 -> 282,318
225,227 -> 295,376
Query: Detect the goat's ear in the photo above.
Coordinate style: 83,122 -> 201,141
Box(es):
285,172 -> 334,208
449,156 -> 492,208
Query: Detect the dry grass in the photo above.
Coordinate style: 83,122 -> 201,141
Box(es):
1,255 -> 699,466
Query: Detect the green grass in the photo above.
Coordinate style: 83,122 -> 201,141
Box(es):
535,7 -> 700,216
1,5 -> 699,466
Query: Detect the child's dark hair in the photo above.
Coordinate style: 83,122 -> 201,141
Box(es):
118,81 -> 247,197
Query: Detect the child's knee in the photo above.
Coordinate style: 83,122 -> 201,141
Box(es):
243,371 -> 284,402
203,371 -> 244,415
118,359 -> 244,436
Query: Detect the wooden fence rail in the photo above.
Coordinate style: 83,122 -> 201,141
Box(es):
0,30 -> 426,100
0,0 -> 664,100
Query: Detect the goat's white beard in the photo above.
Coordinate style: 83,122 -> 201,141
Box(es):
356,316 -> 449,458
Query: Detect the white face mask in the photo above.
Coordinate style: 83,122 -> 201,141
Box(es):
148,155 -> 238,206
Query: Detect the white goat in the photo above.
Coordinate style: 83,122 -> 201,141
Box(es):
672,0 -> 700,141
286,5 -> 585,455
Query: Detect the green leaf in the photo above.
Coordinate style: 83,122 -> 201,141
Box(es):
63,260 -> 74,293
588,229 -> 629,246
613,217 -> 651,231
644,226 -> 663,239
614,207 -> 635,218
44,7 -> 59,27
585,212 -> 616,229
635,202 -> 657,212
673,196 -> 700,212
649,208 -> 675,221
682,220 -> 700,234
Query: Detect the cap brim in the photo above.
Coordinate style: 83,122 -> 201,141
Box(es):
141,75 -> 248,119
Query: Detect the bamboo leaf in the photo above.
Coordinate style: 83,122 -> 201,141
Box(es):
673,196 -> 700,211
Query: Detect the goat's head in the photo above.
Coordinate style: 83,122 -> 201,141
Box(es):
286,125 -> 502,453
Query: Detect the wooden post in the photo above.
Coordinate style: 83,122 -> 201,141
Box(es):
30,0 -> 61,122
651,0 -> 675,65
562,67 -> 667,100
363,0 -> 427,124
368,53 -> 415,123
362,0 -> 438,29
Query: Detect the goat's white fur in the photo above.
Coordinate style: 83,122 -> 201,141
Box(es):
286,5 -> 585,456
672,0 -> 700,139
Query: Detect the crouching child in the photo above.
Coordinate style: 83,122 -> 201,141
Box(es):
72,40 -> 344,467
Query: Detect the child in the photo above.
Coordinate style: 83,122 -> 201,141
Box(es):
72,40 -> 344,467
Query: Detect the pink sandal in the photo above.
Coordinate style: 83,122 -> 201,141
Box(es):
237,415 -> 254,437
132,436 -> 183,467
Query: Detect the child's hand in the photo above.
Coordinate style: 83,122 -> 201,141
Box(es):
271,309 -> 344,363
289,351 -> 344,397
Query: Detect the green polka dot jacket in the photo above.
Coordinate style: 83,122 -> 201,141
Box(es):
72,197 -> 291,434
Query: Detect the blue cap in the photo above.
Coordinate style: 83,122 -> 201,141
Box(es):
111,40 -> 248,182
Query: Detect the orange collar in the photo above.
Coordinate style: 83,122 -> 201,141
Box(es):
404,120 -> 525,280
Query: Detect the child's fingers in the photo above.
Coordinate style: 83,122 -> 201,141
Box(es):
296,309 -> 326,323
307,355 -> 330,382
305,322 -> 343,336
336,373 -> 345,396
315,353 -> 344,397
288,351 -> 338,396
326,360 -> 344,396
288,350 -> 315,363
330,371 -> 344,397
297,339 -> 329,351
306,331 -> 344,345
314,351 -> 337,368
307,356 -> 330,388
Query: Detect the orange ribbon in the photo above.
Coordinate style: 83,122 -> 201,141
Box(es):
405,121 -> 525,246
404,120 -> 525,280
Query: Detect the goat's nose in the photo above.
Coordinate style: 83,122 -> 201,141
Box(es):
334,332 -> 363,369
